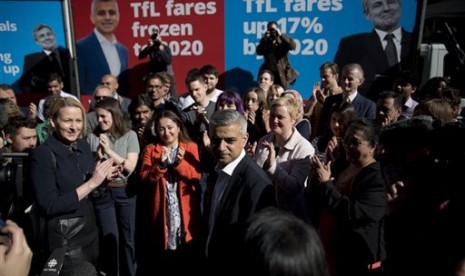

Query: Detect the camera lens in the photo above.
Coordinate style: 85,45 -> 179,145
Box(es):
0,163 -> 12,187
269,30 -> 278,39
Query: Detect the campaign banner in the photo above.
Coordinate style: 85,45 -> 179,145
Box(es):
225,0 -> 418,98
2,0 -> 418,101
71,0 -> 417,99
71,0 -> 225,97
0,0 -> 67,96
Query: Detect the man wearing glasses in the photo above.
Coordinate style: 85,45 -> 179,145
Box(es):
100,74 -> 131,113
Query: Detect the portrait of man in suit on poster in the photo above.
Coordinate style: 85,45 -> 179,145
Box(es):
76,0 -> 129,96
334,0 -> 413,99
19,24 -> 72,94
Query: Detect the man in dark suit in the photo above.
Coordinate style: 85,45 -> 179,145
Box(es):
76,0 -> 128,95
19,24 -> 71,93
204,109 -> 276,274
318,63 -> 376,136
334,0 -> 413,99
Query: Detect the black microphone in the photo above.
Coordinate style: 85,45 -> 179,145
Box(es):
40,247 -> 65,276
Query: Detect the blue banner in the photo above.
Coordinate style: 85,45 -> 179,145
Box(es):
225,0 -> 417,98
0,0 -> 66,93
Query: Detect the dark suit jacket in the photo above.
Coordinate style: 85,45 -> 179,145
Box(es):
313,162 -> 387,274
205,154 -> 276,272
180,101 -> 216,173
29,134 -> 95,219
19,46 -> 71,93
76,32 -> 129,95
318,93 -> 376,136
334,29 -> 413,98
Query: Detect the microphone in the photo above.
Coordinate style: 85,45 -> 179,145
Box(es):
40,247 -> 65,276
0,151 -> 29,159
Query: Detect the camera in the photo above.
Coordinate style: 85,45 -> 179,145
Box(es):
269,29 -> 278,40
150,31 -> 158,41
150,31 -> 162,49
0,152 -> 29,221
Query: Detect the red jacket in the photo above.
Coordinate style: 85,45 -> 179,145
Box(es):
139,140 -> 202,250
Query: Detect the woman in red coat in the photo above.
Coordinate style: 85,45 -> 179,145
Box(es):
139,110 -> 202,273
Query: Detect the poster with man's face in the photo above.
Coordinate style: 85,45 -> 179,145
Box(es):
1,0 -> 67,96
70,0 -> 417,99
1,0 -> 418,100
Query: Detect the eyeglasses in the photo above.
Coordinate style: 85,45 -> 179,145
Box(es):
343,137 -> 369,147
94,96 -> 110,101
147,85 -> 163,90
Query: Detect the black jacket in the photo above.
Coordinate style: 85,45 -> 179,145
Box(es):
30,134 -> 94,219
204,154 -> 276,272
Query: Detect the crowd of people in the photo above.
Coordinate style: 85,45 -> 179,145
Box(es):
2,0 -> 465,275
2,62 -> 465,276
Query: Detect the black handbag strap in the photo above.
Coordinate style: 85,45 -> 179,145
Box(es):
44,144 -> 57,171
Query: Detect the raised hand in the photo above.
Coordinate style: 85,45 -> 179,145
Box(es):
161,146 -> 170,162
28,102 -> 37,120
262,140 -> 277,169
91,158 -> 115,186
326,136 -> 339,162
98,133 -> 111,153
0,220 -> 33,276
311,155 -> 333,183
247,110 -> 256,125
174,147 -> 185,164
245,141 -> 257,157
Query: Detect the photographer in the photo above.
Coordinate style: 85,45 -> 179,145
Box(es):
256,21 -> 297,89
1,116 -> 37,167
0,115 -> 38,273
138,30 -> 174,76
